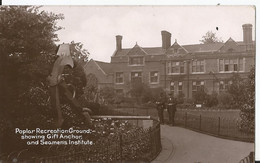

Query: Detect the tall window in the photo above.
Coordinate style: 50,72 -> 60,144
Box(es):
192,81 -> 205,93
192,60 -> 204,73
167,61 -> 185,74
150,71 -> 159,83
129,57 -> 144,65
170,81 -> 175,94
131,72 -> 142,82
178,82 -> 183,94
219,58 -> 243,72
115,72 -> 124,84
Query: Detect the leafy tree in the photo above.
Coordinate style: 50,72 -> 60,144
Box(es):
0,6 -> 64,153
227,73 -> 246,107
239,66 -> 255,133
99,87 -> 116,104
200,31 -> 223,44
0,6 -> 64,109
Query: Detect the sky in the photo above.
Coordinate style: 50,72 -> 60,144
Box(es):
42,6 -> 255,62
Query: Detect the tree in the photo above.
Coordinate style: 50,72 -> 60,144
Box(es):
227,73 -> 246,107
0,6 -> 64,110
0,6 -> 64,153
200,31 -> 223,44
239,66 -> 255,133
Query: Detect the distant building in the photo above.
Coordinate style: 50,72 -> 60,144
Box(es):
84,24 -> 255,99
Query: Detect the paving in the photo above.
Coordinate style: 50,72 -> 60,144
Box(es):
152,125 -> 254,163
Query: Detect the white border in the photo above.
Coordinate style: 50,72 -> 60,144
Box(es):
1,0 -> 259,161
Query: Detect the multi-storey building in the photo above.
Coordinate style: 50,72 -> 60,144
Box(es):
84,24 -> 255,99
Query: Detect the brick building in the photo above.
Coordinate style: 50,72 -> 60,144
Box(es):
84,24 -> 255,99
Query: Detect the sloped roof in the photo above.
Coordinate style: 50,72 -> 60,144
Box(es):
94,60 -> 114,74
182,42 -> 224,53
166,41 -> 188,54
113,47 -> 165,56
126,44 -> 148,56
113,40 -> 254,57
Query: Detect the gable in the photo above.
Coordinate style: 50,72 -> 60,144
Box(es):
127,44 -> 147,56
166,41 -> 188,55
219,38 -> 239,53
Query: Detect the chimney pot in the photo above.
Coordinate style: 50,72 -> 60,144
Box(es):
242,24 -> 253,44
161,31 -> 171,50
116,35 -> 123,50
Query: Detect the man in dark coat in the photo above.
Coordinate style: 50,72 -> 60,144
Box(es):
167,93 -> 177,126
156,93 -> 166,124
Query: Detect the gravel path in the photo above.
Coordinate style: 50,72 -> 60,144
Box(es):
152,125 -> 254,163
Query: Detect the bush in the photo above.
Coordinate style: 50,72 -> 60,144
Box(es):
177,93 -> 185,104
205,92 -> 218,107
192,89 -> 207,104
218,92 -> 232,106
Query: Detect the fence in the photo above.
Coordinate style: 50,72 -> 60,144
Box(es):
0,117 -> 161,163
104,105 -> 254,142
239,152 -> 254,163
174,112 -> 254,142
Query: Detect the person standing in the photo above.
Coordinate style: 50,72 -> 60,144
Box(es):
167,93 -> 177,126
156,93 -> 166,124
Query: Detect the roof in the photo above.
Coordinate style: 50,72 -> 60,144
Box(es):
85,59 -> 113,75
182,42 -> 224,53
112,40 -> 255,57
113,47 -> 166,56
126,44 -> 148,56
94,60 -> 114,74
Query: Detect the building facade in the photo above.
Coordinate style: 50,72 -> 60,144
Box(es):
84,24 -> 255,99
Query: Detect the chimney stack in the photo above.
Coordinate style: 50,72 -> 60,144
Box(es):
242,24 -> 252,44
161,31 -> 171,50
116,35 -> 123,51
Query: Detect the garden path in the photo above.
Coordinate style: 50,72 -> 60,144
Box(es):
152,125 -> 254,163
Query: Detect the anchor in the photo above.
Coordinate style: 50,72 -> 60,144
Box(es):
46,43 -> 92,128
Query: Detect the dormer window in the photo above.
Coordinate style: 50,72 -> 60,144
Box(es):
129,57 -> 144,66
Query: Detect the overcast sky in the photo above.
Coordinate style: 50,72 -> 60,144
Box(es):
42,6 -> 255,62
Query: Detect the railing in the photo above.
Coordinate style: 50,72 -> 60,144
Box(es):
239,152 -> 254,163
104,105 -> 254,142
175,112 -> 254,142
0,116 -> 161,163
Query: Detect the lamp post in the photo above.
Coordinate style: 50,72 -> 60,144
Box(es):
186,60 -> 191,99
209,71 -> 218,93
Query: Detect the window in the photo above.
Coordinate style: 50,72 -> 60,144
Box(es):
131,72 -> 142,82
219,58 -> 242,72
167,61 -> 185,74
129,57 -> 144,65
192,81 -> 205,93
150,71 -> 159,83
115,72 -> 124,84
192,60 -> 204,73
219,80 -> 232,92
178,82 -> 183,94
170,81 -> 175,94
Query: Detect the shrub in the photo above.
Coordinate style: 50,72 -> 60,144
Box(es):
192,89 -> 207,104
205,92 -> 218,107
218,92 -> 232,106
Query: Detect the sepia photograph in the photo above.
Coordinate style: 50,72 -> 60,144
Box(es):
0,5 -> 255,163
